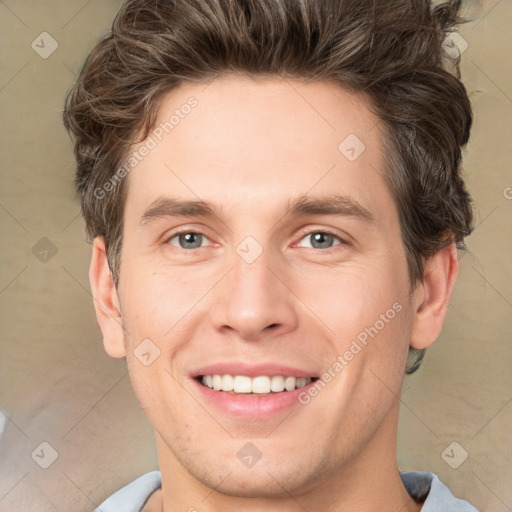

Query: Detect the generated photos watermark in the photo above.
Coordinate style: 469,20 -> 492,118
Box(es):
298,301 -> 403,405
93,96 -> 198,200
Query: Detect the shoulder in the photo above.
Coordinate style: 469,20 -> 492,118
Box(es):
400,471 -> 481,511
93,471 -> 162,512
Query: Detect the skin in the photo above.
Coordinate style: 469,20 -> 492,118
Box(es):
90,74 -> 458,512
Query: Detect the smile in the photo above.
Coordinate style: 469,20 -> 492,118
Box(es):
197,374 -> 319,394
192,374 -> 321,419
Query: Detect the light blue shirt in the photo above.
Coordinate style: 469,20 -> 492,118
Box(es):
94,470 -> 481,511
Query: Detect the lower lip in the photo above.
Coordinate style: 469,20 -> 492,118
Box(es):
191,378 -> 318,419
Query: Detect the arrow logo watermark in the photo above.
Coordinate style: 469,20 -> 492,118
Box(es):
31,32 -> 58,59
441,441 -> 468,469
338,134 -> 366,162
237,442 -> 262,468
32,237 -> 58,263
134,338 -> 161,366
236,236 -> 263,264
442,32 -> 468,59
31,441 -> 59,469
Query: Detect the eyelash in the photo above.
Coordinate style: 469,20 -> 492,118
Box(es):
164,228 -> 347,252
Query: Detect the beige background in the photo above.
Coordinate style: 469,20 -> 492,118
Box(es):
0,0 -> 511,510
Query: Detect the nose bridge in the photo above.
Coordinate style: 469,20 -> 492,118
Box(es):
210,242 -> 298,339
232,247 -> 275,305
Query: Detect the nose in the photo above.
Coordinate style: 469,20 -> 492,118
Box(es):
209,247 -> 299,341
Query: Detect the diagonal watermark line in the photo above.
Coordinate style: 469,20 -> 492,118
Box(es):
60,268 -> 90,296
264,470 -> 310,512
1,1 -> 29,28
368,367 -> 439,438
0,62 -> 28,93
197,470 -> 234,504
61,60 -> 78,78
163,163 -> 233,234
266,163 -> 337,235
163,368 -> 234,438
61,470 -> 101,510
471,59 -> 512,105
0,204 -> 29,233
60,265 -> 129,333
265,266 -> 336,335
397,496 -> 419,512
367,118 -> 380,133
59,211 -> 81,233
0,472 -> 29,503
61,0 -> 93,29
398,498 -> 421,512
61,371 -> 128,440
282,77 -> 336,131
471,265 -> 512,310
263,409 -> 296,438
199,71 -> 223,95
474,205 -> 498,230
163,267 -> 233,336
0,266 -> 28,295
0,407 -> 29,439
472,395 -> 512,439
471,0 -> 503,29
471,470 -> 511,511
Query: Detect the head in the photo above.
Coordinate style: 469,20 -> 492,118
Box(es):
63,0 -> 474,501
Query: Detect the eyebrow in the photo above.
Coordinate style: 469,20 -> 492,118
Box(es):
139,194 -> 375,226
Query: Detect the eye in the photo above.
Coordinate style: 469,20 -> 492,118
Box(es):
296,231 -> 343,250
166,231 -> 209,249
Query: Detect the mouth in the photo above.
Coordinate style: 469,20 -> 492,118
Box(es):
189,362 -> 322,418
195,374 -> 320,396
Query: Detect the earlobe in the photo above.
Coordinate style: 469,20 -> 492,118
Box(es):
89,237 -> 126,358
410,242 -> 459,350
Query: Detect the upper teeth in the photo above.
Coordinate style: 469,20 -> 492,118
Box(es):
201,375 -> 313,393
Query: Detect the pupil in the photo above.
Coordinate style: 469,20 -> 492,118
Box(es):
312,232 -> 332,248
180,233 -> 201,248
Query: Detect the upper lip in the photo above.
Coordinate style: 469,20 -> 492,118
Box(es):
190,362 -> 319,379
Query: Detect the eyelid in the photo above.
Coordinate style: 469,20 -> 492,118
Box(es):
293,227 -> 350,247
162,226 -> 350,250
163,226 -> 217,248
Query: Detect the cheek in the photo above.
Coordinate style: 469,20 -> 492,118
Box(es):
124,359 -> 174,439
294,258 -> 406,328
119,262 -> 203,338
301,259 -> 412,384
331,302 -> 412,435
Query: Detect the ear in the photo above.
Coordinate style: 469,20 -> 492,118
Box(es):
410,241 -> 459,350
89,237 -> 126,358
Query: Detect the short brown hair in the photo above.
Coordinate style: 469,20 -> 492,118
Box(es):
63,0 -> 474,373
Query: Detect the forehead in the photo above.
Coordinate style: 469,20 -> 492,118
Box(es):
124,74 -> 393,225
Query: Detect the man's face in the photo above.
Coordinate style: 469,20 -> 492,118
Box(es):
115,75 -> 416,496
